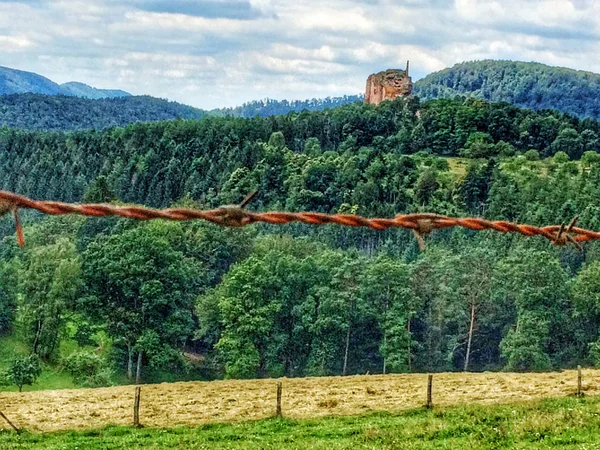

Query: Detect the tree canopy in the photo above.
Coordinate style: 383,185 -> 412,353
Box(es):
1,95 -> 600,386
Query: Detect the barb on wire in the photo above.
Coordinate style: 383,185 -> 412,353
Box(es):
0,198 -> 23,248
211,190 -> 258,227
0,189 -> 597,250
551,216 -> 582,251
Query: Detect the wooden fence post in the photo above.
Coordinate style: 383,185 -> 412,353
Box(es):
577,365 -> 583,398
276,381 -> 282,417
133,386 -> 142,428
0,410 -> 19,433
426,374 -> 433,409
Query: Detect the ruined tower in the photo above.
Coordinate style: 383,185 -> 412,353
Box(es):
365,61 -> 413,105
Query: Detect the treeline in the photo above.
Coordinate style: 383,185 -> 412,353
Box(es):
0,94 -> 206,131
0,93 -> 363,132
211,95 -> 362,118
1,96 -> 600,210
414,60 -> 600,120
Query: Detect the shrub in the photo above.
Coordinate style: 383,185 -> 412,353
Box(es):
63,351 -> 112,387
524,150 -> 540,161
6,355 -> 41,392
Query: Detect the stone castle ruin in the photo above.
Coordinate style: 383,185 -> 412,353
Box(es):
365,61 -> 413,105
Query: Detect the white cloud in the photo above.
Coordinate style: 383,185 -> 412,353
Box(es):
0,35 -> 34,50
1,0 -> 600,108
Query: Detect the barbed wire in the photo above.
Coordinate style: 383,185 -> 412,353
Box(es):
0,189 -> 594,250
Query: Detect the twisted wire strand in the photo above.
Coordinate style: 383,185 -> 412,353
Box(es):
0,190 -> 597,247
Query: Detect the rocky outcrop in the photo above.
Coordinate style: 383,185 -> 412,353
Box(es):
365,63 -> 413,105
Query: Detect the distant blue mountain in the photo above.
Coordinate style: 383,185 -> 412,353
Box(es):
59,82 -> 131,100
0,66 -> 131,99
0,66 -> 61,96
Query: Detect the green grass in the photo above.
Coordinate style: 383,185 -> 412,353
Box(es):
0,335 -> 74,392
3,395 -> 600,449
0,334 -> 29,368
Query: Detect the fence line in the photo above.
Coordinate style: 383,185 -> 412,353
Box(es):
0,370 -> 590,434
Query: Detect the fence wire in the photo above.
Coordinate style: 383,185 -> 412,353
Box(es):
0,189 -> 593,249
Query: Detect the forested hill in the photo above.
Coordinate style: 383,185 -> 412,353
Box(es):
0,93 -> 361,130
3,95 -> 600,386
7,61 -> 600,131
4,96 -> 600,387
413,60 -> 600,119
0,94 -> 206,130
1,96 -> 599,209
211,95 -> 363,118
58,82 -> 130,100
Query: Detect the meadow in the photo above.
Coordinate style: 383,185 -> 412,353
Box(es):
0,369 -> 596,433
2,394 -> 600,449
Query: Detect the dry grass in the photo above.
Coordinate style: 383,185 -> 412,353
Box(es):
0,369 -> 598,432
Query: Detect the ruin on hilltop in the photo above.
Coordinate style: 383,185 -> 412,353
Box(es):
365,62 -> 413,105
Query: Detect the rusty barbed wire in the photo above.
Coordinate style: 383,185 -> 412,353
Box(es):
0,189 -> 597,249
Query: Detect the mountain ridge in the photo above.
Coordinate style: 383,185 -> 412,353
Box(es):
413,60 -> 600,119
0,65 -> 131,99
59,82 -> 131,100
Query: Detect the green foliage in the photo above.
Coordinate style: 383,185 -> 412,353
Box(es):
211,96 -> 362,118
207,240 -> 332,378
63,350 -> 112,387
18,237 -> 81,360
82,221 -> 202,382
460,132 -> 495,158
501,321 -> 552,372
553,151 -> 569,163
2,96 -> 600,208
0,259 -> 17,335
2,95 -> 600,386
267,131 -> 286,149
414,170 -> 440,205
0,93 -> 206,131
459,160 -> 493,214
582,150 -> 600,167
524,149 -> 540,161
82,176 -> 117,203
414,60 -> 600,121
495,250 -> 570,371
588,340 -> 600,368
6,354 -> 41,392
361,256 -> 413,373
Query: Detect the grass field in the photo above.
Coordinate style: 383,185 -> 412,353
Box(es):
2,395 -> 600,449
1,369 -> 598,433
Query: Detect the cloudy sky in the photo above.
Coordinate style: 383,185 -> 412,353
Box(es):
0,0 -> 598,109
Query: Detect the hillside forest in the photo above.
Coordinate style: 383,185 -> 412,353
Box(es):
415,60 -> 600,120
2,97 -> 600,388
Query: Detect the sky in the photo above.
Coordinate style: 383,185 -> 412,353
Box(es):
0,0 -> 599,109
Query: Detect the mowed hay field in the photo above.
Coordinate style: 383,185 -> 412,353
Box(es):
1,370 -> 598,432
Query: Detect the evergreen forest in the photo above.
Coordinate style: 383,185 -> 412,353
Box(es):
0,94 -> 206,131
415,60 -> 600,120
